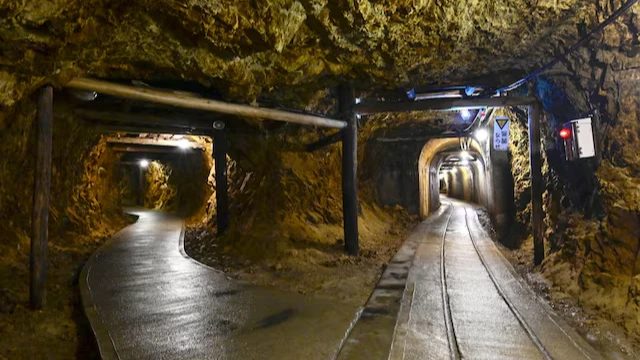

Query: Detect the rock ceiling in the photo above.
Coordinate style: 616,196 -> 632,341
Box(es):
0,0 -> 602,106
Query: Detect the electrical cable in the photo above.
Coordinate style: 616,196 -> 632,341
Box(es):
494,0 -> 639,94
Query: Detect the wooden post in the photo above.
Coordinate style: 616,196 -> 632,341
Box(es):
340,85 -> 359,256
31,86 -> 53,309
138,166 -> 145,206
213,122 -> 229,235
528,102 -> 545,265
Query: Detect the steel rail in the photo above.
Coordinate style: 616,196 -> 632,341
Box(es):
462,205 -> 554,360
439,201 -> 462,360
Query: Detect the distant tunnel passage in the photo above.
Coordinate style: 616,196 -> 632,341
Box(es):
418,138 -> 489,217
417,131 -> 515,239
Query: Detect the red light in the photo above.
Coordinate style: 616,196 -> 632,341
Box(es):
559,128 -> 571,139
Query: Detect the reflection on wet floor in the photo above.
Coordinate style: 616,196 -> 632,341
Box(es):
82,211 -> 358,360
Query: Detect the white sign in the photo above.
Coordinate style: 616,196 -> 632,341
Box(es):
493,117 -> 510,151
572,118 -> 596,158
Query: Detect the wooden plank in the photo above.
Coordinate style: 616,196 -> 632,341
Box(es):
107,137 -> 206,149
340,85 -> 359,256
528,103 -> 545,265
31,86 -> 53,309
66,78 -> 347,129
213,128 -> 229,235
356,96 -> 537,114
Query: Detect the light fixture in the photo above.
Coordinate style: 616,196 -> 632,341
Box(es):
559,128 -> 571,139
139,159 -> 149,168
460,109 -> 471,120
460,150 -> 470,159
474,128 -> 489,142
177,139 -> 190,150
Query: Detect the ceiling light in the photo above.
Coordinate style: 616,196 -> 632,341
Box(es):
474,128 -> 489,142
139,159 -> 149,168
460,109 -> 471,120
177,139 -> 190,150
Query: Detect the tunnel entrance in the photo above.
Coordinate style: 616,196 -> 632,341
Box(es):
418,137 -> 489,218
112,134 -> 214,218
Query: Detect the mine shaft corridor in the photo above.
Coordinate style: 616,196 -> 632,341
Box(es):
6,1 -> 640,357
80,198 -> 605,360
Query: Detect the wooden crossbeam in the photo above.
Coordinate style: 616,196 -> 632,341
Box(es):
107,137 -> 206,149
94,123 -> 211,136
356,97 -> 537,114
76,109 -> 213,130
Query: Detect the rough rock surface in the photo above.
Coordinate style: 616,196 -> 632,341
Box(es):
0,0 -> 599,106
500,2 -> 640,339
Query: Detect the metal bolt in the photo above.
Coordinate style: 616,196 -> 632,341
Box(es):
213,121 -> 226,130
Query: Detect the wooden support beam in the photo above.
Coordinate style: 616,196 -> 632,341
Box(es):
76,109 -> 213,131
340,85 -> 359,256
94,123 -> 211,136
356,96 -> 537,114
111,145 -> 198,154
66,78 -> 347,129
528,102 -> 545,266
106,137 -> 205,149
306,131 -> 343,152
138,167 -> 145,206
213,124 -> 230,235
31,86 -> 53,309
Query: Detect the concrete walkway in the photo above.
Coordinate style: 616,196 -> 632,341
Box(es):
336,198 -> 605,360
390,198 -> 604,360
80,211 -> 356,360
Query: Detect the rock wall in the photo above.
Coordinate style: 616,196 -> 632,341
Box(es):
506,4 -> 640,336
0,97 -> 131,359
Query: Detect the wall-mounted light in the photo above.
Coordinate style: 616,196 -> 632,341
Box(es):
139,159 -> 149,168
474,128 -> 489,142
559,128 -> 571,139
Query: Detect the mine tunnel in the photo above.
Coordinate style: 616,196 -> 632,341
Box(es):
2,1 -> 640,360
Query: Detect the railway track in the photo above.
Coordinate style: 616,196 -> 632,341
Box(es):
439,202 -> 553,360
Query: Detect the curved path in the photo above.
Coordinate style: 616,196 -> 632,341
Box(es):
80,211 -> 356,360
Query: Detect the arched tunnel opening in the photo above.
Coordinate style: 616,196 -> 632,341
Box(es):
113,136 -> 213,218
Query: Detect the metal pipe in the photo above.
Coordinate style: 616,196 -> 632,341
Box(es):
66,78 -> 347,129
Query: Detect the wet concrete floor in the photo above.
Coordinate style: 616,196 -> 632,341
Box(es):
83,201 -> 609,360
387,198 -> 605,360
81,211 -> 356,360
